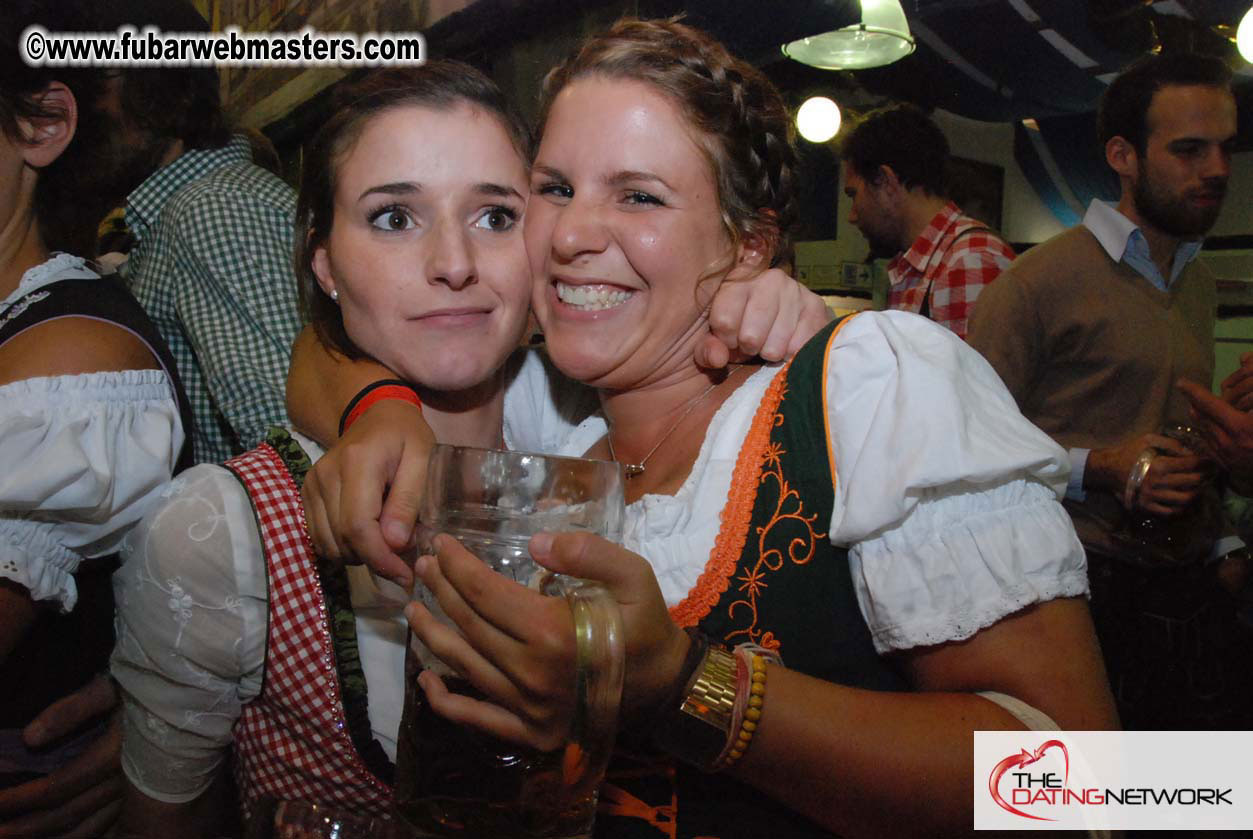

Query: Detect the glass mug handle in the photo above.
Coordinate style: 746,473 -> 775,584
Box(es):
542,575 -> 625,799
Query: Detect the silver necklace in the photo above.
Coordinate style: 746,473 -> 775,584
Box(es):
606,377 -> 723,479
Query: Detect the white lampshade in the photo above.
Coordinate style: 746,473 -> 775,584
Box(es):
1238,6 -> 1253,63
797,96 -> 842,142
782,0 -> 916,70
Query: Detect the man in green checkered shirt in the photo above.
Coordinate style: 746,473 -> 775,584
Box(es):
86,1 -> 301,464
122,133 -> 301,463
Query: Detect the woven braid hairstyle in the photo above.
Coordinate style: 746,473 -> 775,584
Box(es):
537,17 -> 799,270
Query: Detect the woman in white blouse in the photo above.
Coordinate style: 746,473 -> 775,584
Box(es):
0,29 -> 186,837
300,19 -> 1119,839
111,55 -> 821,835
112,61 -> 562,837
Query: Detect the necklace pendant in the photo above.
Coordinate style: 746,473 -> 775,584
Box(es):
623,463 -> 646,479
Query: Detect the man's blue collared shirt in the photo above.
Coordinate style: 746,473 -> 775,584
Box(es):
1064,200 -> 1205,501
1082,199 -> 1203,292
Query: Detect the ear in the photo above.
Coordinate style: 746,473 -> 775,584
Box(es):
311,241 -> 337,300
17,82 -> 76,169
737,231 -> 771,269
731,223 -> 777,280
1105,135 -> 1138,179
874,164 -> 904,196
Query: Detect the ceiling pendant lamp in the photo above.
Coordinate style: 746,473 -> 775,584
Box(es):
1238,5 -> 1253,63
782,0 -> 916,70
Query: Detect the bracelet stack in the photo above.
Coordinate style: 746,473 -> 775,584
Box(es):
718,647 -> 771,769
653,631 -> 781,772
338,379 -> 422,436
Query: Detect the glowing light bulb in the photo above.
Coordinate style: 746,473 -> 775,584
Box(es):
1238,6 -> 1253,63
796,96 -> 842,143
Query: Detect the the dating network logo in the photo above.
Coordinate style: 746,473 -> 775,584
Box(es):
975,731 -> 1246,831
988,739 -> 1070,821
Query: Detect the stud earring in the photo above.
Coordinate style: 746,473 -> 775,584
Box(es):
330,289 -> 339,301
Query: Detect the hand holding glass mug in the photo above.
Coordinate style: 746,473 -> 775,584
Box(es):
409,529 -> 693,738
396,445 -> 628,839
407,533 -> 591,753
1114,422 -> 1222,567
1113,427 -> 1212,517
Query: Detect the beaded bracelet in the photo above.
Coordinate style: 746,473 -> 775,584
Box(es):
338,379 -> 422,436
714,644 -> 780,770
654,634 -> 782,773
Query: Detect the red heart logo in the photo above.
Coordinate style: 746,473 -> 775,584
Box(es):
988,739 -> 1070,821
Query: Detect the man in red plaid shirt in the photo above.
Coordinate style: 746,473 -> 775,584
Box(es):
841,104 -> 1014,340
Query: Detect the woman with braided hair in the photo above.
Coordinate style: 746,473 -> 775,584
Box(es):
298,18 -> 1118,837
111,48 -> 825,835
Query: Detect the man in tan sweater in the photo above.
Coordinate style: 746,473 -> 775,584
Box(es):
969,52 -> 1246,730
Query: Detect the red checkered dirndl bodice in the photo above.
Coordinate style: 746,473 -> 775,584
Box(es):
225,443 -> 392,819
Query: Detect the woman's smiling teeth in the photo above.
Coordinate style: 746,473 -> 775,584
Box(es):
556,281 -> 633,311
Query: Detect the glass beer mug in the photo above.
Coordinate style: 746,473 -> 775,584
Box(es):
394,445 -> 626,839
1118,423 -> 1221,567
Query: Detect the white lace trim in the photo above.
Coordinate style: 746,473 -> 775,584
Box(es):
0,368 -> 182,608
3,253 -> 93,310
868,570 -> 1091,653
0,290 -> 50,332
0,520 -> 79,609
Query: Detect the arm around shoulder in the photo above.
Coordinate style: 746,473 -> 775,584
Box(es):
286,326 -> 400,446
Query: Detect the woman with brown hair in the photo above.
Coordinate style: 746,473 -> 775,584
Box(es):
300,18 -> 1119,838
112,55 -> 819,836
111,61 -> 544,837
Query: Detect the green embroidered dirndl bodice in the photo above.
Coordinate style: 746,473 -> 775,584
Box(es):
595,318 -> 907,839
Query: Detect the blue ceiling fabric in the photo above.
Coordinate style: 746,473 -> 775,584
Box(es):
678,0 -> 1252,230
1034,112 -> 1120,208
879,1 -> 1249,226
905,3 -> 1112,121
1014,120 -> 1083,227
1014,111 -> 1121,225
893,0 -> 1251,122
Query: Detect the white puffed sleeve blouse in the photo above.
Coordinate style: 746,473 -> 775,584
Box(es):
112,357 -> 604,803
554,310 -> 1089,653
0,255 -> 184,611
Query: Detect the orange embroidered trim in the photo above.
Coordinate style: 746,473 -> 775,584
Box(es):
669,365 -> 790,629
722,431 -> 827,651
821,312 -> 862,496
